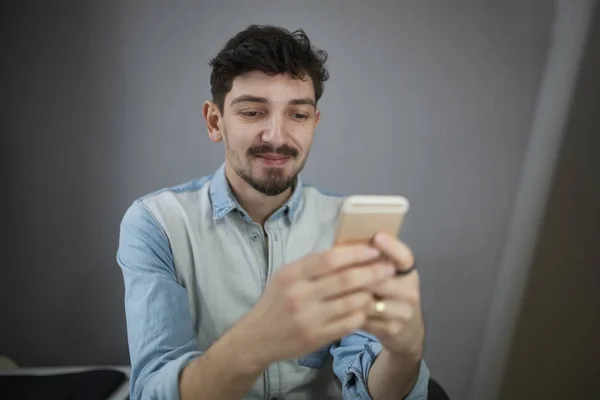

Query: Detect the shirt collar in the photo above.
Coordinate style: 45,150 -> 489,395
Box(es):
209,163 -> 303,223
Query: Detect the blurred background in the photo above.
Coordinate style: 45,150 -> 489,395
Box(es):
2,1 -> 599,399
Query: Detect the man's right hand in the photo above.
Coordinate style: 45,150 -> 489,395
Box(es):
234,244 -> 397,370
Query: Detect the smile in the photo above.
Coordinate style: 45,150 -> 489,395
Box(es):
254,153 -> 292,166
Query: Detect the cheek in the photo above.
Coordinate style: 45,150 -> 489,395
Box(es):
290,125 -> 315,150
226,140 -> 249,157
223,127 -> 255,152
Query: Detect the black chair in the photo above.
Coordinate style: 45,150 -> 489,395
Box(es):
428,378 -> 450,399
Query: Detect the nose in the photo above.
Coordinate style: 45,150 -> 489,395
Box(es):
261,115 -> 287,146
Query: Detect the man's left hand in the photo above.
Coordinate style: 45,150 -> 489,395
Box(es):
363,232 -> 425,360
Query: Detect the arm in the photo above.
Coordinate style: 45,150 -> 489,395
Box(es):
178,322 -> 266,399
368,348 -> 428,399
331,331 -> 430,400
117,201 -> 265,400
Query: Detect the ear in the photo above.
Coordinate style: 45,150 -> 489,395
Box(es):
315,108 -> 321,127
203,101 -> 223,142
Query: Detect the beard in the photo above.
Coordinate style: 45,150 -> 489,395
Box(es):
238,165 -> 297,196
229,142 -> 306,196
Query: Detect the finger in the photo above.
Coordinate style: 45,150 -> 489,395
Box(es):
367,299 -> 415,321
372,233 -> 415,273
368,275 -> 420,306
312,261 -> 396,299
303,244 -> 381,279
362,318 -> 406,339
316,310 -> 368,343
318,290 -> 375,322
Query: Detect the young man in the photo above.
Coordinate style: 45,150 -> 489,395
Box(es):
117,25 -> 430,400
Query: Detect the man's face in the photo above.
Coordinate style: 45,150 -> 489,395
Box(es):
211,71 -> 320,196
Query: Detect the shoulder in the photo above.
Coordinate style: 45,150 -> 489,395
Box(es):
121,175 -> 214,231
137,175 -> 213,207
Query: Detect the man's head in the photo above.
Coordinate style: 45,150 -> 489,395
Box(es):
203,25 -> 329,196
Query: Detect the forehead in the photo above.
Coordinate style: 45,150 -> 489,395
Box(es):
226,71 -> 315,106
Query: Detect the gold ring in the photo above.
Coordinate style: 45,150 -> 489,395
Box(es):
374,300 -> 386,314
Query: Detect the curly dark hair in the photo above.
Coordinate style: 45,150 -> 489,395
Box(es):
209,25 -> 330,113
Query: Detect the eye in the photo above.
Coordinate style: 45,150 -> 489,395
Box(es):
240,110 -> 263,118
292,113 -> 309,121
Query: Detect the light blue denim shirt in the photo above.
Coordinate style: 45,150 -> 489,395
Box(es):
117,163 -> 430,400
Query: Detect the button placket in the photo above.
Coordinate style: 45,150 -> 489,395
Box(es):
246,223 -> 267,288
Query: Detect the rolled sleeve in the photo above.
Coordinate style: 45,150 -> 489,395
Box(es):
404,360 -> 430,400
331,330 -> 430,399
117,200 -> 202,400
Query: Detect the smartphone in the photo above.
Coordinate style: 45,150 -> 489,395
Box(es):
333,195 -> 409,246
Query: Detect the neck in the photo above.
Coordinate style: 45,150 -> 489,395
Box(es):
225,165 -> 293,225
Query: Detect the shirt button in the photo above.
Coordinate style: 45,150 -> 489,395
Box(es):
273,233 -> 279,242
250,233 -> 259,242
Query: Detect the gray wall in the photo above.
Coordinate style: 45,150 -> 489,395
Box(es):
2,2 -> 557,399
498,3 -> 600,398
470,1 -> 599,399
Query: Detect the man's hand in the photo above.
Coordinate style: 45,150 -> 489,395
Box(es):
236,243 -> 397,371
362,232 -> 425,399
364,232 -> 425,359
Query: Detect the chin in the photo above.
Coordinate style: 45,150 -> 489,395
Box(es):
254,161 -> 293,174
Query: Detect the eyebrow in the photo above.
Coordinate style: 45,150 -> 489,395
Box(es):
230,95 -> 316,108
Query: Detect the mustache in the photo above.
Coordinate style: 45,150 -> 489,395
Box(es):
247,144 -> 299,157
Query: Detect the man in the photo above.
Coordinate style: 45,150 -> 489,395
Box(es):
117,25 -> 430,400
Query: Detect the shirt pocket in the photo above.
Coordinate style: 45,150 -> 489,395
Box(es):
298,345 -> 330,368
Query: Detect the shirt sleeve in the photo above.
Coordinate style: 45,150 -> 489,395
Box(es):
330,330 -> 430,399
117,200 -> 202,400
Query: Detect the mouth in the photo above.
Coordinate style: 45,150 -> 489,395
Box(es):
254,153 -> 292,166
